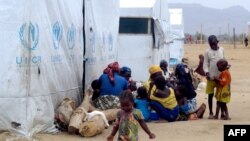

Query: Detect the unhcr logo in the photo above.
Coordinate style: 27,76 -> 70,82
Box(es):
52,21 -> 62,49
67,24 -> 76,49
19,22 -> 39,51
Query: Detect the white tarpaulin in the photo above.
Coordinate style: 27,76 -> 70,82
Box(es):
0,0 -> 83,136
84,0 -> 120,87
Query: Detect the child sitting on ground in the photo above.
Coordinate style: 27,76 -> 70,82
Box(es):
107,90 -> 155,141
134,86 -> 150,121
175,64 -> 206,120
213,59 -> 231,120
174,84 -> 206,120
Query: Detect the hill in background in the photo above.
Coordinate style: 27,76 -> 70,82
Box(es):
169,3 -> 250,35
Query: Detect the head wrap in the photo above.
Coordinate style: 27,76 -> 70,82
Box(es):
120,66 -> 132,78
148,65 -> 162,75
160,59 -> 168,66
175,64 -> 196,99
103,62 -> 120,85
175,64 -> 187,77
120,66 -> 131,74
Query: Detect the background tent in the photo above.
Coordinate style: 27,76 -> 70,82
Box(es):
169,8 -> 184,67
118,0 -> 173,81
0,0 -> 83,136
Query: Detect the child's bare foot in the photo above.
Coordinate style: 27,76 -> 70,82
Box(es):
189,113 -> 198,120
212,115 -> 218,120
208,114 -> 214,119
221,116 -> 231,120
220,114 -> 225,120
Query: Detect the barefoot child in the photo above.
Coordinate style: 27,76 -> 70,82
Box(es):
175,85 -> 206,120
107,90 -> 155,141
175,64 -> 199,119
213,59 -> 231,120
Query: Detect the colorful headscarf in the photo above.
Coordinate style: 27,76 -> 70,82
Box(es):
103,62 -> 120,85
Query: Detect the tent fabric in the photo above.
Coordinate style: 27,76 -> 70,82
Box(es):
152,0 -> 169,20
0,0 -> 83,136
153,19 -> 173,48
84,0 -> 120,88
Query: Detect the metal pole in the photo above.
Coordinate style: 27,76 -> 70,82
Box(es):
228,23 -> 230,44
82,0 -> 86,99
219,26 -> 221,42
248,22 -> 250,48
200,24 -> 203,44
233,28 -> 236,48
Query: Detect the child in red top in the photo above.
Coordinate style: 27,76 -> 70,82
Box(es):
213,59 -> 231,120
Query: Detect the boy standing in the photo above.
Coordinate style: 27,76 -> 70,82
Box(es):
203,35 -> 225,119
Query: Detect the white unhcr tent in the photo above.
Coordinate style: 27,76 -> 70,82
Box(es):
0,0 -> 84,136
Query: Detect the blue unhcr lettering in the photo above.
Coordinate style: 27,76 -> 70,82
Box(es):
16,56 -> 41,66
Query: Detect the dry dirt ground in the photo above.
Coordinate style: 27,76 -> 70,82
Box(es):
1,44 -> 250,141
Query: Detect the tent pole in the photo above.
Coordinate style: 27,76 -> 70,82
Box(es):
82,0 -> 86,99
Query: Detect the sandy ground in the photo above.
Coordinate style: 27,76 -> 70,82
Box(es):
1,44 -> 250,141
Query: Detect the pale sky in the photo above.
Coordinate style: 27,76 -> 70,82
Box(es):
168,0 -> 250,11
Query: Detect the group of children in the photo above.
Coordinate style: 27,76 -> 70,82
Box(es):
204,35 -> 231,120
106,35 -> 232,141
